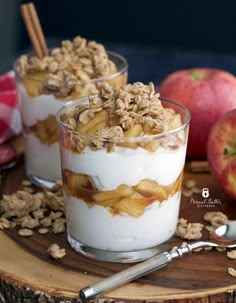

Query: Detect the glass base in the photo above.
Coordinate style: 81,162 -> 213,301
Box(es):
67,233 -> 171,263
27,173 -> 56,189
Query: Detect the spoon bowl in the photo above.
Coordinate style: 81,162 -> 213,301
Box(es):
211,221 -> 236,244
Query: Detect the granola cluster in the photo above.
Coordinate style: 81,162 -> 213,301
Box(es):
63,82 -> 183,152
0,180 -> 65,236
203,211 -> 229,229
16,36 -> 117,97
176,218 -> 204,240
88,82 -> 177,132
47,243 -> 66,259
182,178 -> 202,197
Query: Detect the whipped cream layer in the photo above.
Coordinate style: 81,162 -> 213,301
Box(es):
25,134 -> 62,181
61,142 -> 187,190
65,192 -> 180,251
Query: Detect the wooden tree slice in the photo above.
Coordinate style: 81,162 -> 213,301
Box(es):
0,160 -> 236,302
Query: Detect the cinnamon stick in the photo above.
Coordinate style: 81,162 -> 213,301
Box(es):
20,3 -> 48,58
190,161 -> 210,173
27,3 -> 48,57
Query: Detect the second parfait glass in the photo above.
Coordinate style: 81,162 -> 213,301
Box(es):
15,45 -> 128,188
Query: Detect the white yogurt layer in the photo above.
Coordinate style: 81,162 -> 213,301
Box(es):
61,142 -> 187,189
24,134 -> 62,181
18,82 -> 65,127
17,83 -> 64,181
65,192 -> 181,251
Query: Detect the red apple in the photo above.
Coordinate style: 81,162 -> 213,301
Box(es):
207,109 -> 236,200
159,68 -> 236,159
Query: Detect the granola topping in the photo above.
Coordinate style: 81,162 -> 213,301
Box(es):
16,36 -> 118,98
61,82 -> 184,153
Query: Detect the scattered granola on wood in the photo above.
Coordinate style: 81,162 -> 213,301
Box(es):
227,250 -> 236,259
175,218 -> 204,240
47,243 -> 66,259
182,178 -> 202,198
0,179 -> 65,235
228,267 -> 236,277
203,211 -> 229,228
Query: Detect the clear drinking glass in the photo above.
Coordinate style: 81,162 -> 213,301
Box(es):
56,96 -> 190,263
14,52 -> 128,188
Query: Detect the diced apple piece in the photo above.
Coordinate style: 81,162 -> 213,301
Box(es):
22,71 -> 47,97
116,197 -> 150,218
169,114 -> 182,130
135,179 -> 168,201
118,124 -> 143,149
63,170 -> 90,196
143,139 -> 160,152
77,110 -> 109,133
92,184 -> 133,203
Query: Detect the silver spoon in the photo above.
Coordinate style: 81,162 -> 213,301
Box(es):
80,220 -> 236,302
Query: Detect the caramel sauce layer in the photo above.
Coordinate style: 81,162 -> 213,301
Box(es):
63,169 -> 183,218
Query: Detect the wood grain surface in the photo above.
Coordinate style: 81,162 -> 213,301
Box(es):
0,158 -> 236,303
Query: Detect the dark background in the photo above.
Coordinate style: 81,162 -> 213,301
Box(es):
19,0 -> 236,53
2,0 -> 236,84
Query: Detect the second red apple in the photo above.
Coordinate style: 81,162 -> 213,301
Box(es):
159,68 -> 236,159
207,109 -> 236,200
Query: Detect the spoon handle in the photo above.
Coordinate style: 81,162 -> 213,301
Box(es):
80,252 -> 172,302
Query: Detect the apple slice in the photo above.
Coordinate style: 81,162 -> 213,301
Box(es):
207,109 -> 236,199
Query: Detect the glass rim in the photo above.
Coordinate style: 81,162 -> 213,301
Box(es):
56,96 -> 191,142
14,50 -> 128,84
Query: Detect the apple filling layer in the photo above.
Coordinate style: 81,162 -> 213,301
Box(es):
23,115 -> 58,145
21,71 -> 126,99
63,169 -> 183,218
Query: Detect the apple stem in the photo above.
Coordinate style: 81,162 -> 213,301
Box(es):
224,147 -> 236,156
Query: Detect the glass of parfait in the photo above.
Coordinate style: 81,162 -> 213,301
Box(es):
15,36 -> 128,188
56,82 -> 190,263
